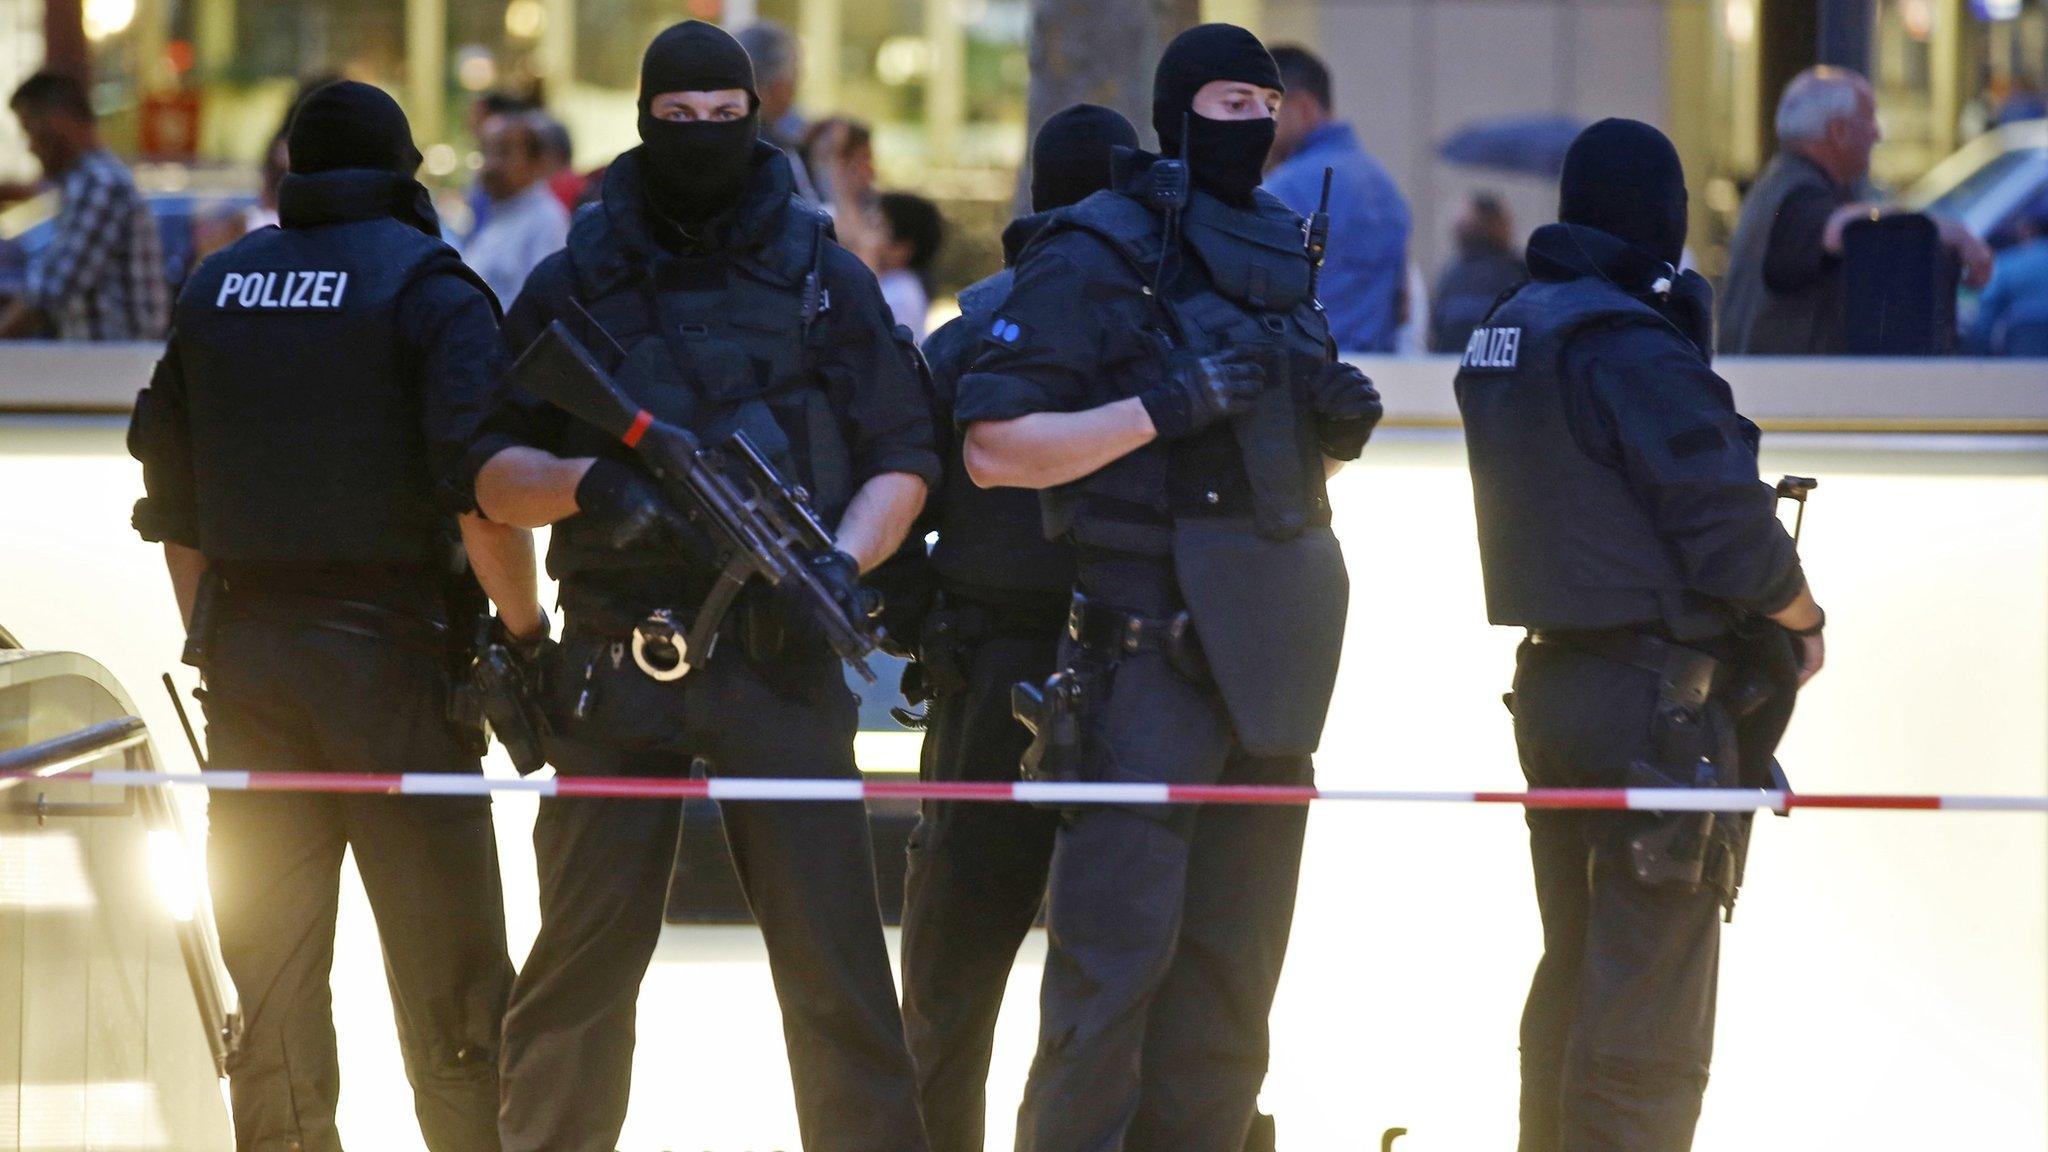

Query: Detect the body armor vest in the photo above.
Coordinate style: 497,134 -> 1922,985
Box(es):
1032,174 -> 1349,757
544,189 -> 854,591
1455,275 -> 1707,633
175,217 -> 476,566
1034,183 -> 1335,557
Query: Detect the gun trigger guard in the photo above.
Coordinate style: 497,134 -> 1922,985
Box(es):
631,613 -> 692,682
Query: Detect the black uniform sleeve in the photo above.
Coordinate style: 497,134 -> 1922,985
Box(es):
396,268 -> 514,515
1760,184 -> 1842,295
126,336 -> 200,546
451,250 -> 577,510
1567,325 -> 1806,613
816,246 -> 941,487
954,235 -> 1122,426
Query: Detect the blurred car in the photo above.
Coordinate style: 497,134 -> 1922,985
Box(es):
0,163 -> 258,297
1902,119 -> 2048,250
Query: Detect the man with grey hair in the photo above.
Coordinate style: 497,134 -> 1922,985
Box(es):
1720,65 -> 1989,354
736,19 -> 820,202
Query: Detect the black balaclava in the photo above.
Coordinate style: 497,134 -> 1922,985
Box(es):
1558,118 -> 1688,269
282,81 -> 440,237
286,81 -> 422,176
1031,104 -> 1141,213
636,20 -> 761,223
1152,23 -> 1284,206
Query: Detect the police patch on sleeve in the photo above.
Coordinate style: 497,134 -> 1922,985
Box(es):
1461,326 -> 1521,371
985,314 -> 1026,347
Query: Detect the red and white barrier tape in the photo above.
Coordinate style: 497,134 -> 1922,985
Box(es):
4,768 -> 2047,813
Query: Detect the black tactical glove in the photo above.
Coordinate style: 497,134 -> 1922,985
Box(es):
497,614 -> 557,690
1140,348 -> 1264,439
1311,361 -> 1383,460
808,548 -> 884,625
573,458 -> 718,560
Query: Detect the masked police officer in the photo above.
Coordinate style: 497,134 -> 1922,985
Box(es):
897,102 -> 1138,1152
1453,119 -> 1826,1152
127,81 -> 529,1152
467,22 -> 934,1152
955,26 -> 1381,1152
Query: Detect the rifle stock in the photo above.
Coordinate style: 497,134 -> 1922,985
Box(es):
509,321 -> 879,682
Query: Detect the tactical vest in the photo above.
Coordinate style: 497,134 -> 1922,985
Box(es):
544,193 -> 855,588
1455,275 -> 1709,633
1035,185 -> 1335,556
927,267 -> 1076,596
175,217 -> 478,566
1034,180 -> 1349,757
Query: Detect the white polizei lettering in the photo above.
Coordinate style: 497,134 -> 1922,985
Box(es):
238,275 -> 265,307
1462,328 -> 1488,367
288,271 -> 317,307
258,272 -> 286,308
307,271 -> 332,307
216,273 -> 245,308
330,272 -> 348,307
1501,328 -> 1520,366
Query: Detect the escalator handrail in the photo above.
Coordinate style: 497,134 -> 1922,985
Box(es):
0,715 -> 148,777
0,671 -> 240,1075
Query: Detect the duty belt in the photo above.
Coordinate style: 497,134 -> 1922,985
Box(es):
221,588 -> 448,653
1066,590 -> 1197,657
558,588 -> 717,683
1527,628 -> 1720,710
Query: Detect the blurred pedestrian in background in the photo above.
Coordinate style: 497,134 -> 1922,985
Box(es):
803,116 -> 882,263
736,19 -> 820,203
463,90 -> 539,233
875,190 -> 943,339
534,114 -> 585,212
1969,196 -> 2048,356
0,72 -> 166,340
1264,44 -> 1410,353
1719,66 -> 1990,355
464,110 -> 570,307
1430,191 -> 1524,353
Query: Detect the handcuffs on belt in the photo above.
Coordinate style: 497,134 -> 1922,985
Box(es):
629,608 -> 708,682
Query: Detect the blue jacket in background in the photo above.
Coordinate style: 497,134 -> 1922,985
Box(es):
1264,121 -> 1410,353
1970,238 -> 2048,356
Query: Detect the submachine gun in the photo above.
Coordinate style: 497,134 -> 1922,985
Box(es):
508,320 -> 880,684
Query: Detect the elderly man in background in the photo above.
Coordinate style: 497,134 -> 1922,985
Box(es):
1264,44 -> 1411,353
1,72 -> 166,340
736,19 -> 820,203
1719,66 -> 1990,355
463,110 -> 569,308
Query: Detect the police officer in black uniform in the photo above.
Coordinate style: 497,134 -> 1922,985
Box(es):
897,102 -> 1138,1152
127,81 -> 527,1152
1452,119 -> 1827,1152
955,26 -> 1381,1152
466,22 -> 935,1152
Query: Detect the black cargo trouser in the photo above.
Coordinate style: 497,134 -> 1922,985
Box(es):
899,610 -> 1062,1152
497,630 -> 927,1152
1013,635 -> 1309,1152
204,614 -> 514,1152
1510,638 -> 1743,1152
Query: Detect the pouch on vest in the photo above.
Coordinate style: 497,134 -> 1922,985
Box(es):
1229,347 -> 1317,540
1171,517 -> 1348,755
782,390 -> 854,520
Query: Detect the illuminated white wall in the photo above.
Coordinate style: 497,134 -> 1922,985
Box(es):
0,418 -> 2041,1149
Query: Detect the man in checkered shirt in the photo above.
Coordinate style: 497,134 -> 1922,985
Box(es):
2,72 -> 167,341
